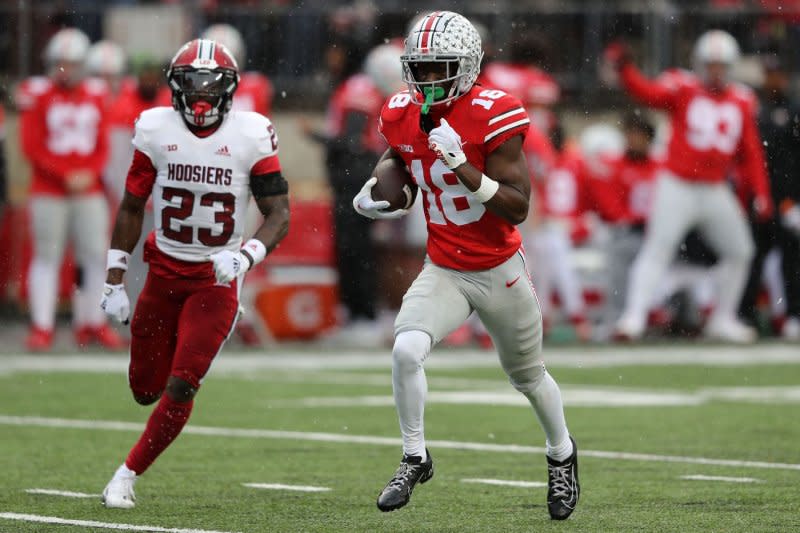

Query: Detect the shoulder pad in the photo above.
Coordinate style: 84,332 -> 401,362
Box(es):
467,90 -> 525,122
15,76 -> 51,109
730,82 -> 756,103
231,111 -> 274,139
83,77 -> 109,96
135,107 -> 176,132
380,90 -> 413,124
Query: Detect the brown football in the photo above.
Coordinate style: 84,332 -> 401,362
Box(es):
371,158 -> 418,211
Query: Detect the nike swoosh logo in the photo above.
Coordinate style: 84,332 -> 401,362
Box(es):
506,276 -> 521,288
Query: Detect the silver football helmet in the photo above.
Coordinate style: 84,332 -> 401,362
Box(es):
692,30 -> 740,84
401,11 -> 483,108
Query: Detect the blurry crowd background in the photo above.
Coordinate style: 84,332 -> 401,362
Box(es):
0,0 -> 799,350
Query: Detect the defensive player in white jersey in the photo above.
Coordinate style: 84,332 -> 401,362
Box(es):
353,11 -> 579,520
99,39 -> 289,508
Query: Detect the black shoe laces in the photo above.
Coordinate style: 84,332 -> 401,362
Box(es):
549,464 -> 573,500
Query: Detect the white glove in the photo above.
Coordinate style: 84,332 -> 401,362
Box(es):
352,177 -> 409,219
782,204 -> 800,235
210,249 -> 251,284
428,118 -> 467,169
101,283 -> 130,325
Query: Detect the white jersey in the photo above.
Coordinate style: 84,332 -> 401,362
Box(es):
132,107 -> 279,263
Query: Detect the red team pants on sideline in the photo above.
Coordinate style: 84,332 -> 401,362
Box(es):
129,271 -> 239,398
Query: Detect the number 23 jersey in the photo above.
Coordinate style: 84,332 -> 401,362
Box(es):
379,85 -> 530,271
126,107 -> 281,277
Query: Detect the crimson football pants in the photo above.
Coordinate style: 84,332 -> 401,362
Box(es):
128,271 -> 239,398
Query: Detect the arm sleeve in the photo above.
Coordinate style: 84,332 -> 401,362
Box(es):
620,63 -> 679,110
125,149 -> 157,199
250,171 -> 288,198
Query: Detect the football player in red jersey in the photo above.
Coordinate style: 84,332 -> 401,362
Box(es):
583,112 -> 662,337
607,30 -> 771,343
99,39 -> 289,509
480,30 -> 560,134
19,28 -> 125,352
353,11 -> 579,519
525,123 -> 591,341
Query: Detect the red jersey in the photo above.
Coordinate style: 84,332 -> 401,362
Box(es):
107,79 -> 172,129
522,122 -> 557,184
231,72 -> 274,117
585,153 -> 661,225
480,62 -> 559,133
480,62 -> 560,108
620,64 -> 769,200
19,78 -> 108,196
326,73 -> 386,154
379,86 -> 530,271
538,145 -> 586,219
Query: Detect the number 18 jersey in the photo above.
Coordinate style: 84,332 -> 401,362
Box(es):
126,107 -> 281,278
379,85 -> 530,271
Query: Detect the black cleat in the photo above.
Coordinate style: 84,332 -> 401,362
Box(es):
546,437 -> 580,520
376,449 -> 434,512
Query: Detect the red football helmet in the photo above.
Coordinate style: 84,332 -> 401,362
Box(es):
167,39 -> 240,127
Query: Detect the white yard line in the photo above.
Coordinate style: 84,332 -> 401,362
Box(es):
25,488 -> 98,498
680,475 -> 764,483
281,385 -> 800,409
461,478 -> 547,488
2,344 -> 800,376
0,512 -> 239,533
242,483 -> 330,492
288,389 -> 703,408
2,414 -> 799,472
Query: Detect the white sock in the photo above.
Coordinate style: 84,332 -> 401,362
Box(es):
522,371 -> 571,460
117,463 -> 137,478
392,330 -> 431,462
546,435 -> 574,462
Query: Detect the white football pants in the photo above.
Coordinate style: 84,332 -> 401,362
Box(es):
525,223 -> 585,320
29,194 -> 109,330
620,173 -> 754,332
392,252 -> 571,459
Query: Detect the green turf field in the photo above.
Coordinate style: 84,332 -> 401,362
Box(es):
1,345 -> 799,532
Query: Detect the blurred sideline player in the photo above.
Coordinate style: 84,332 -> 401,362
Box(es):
202,23 -> 275,346
738,54 -> 800,339
606,30 -> 772,342
480,29 -> 559,134
19,28 -> 124,351
583,112 -> 661,338
525,123 -> 591,341
353,11 -> 579,519
100,38 -> 289,508
301,43 -> 403,345
87,40 -> 127,100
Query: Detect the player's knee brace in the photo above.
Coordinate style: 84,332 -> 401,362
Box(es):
132,391 -> 162,406
165,376 -> 198,403
392,330 -> 432,375
506,360 -> 546,395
